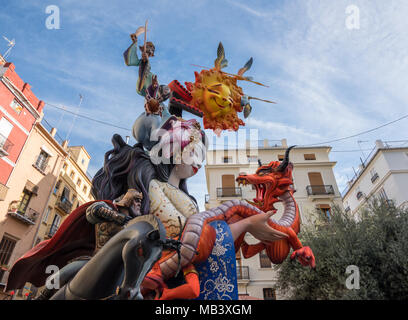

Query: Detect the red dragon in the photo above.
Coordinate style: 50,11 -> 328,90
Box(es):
234,146 -> 315,267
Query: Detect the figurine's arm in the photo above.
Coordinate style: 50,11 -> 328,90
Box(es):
123,41 -> 141,67
86,201 -> 131,226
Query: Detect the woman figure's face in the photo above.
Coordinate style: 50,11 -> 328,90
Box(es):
173,163 -> 201,180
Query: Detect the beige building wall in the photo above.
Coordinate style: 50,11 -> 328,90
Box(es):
205,139 -> 343,299
0,123 -> 67,290
36,145 -> 94,243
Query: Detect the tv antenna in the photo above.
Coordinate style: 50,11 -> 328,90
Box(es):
2,36 -> 15,59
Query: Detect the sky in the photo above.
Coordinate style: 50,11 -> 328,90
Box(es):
1,0 -> 408,211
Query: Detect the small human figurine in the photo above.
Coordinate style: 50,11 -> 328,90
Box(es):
86,189 -> 143,254
123,31 -> 156,98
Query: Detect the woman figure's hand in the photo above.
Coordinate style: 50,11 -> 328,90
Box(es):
246,211 -> 288,242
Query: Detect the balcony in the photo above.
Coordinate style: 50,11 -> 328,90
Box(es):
216,187 -> 242,198
237,266 -> 249,281
371,172 -> 379,183
356,191 -> 364,200
306,185 -> 335,196
0,133 -> 13,157
7,206 -> 39,225
56,196 -> 73,214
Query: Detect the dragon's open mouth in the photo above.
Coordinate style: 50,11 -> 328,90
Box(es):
236,177 -> 296,227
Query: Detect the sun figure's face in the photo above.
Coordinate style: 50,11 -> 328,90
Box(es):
202,83 -> 233,117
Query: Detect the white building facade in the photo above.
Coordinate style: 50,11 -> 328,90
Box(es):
204,138 -> 343,299
342,140 -> 408,214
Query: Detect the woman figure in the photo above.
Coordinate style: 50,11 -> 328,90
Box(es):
92,113 -> 288,299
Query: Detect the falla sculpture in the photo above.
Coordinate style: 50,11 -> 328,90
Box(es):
5,23 -> 314,300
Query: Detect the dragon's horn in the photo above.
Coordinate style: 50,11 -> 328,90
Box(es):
276,145 -> 296,172
214,42 -> 225,69
258,159 -> 262,167
238,57 -> 253,76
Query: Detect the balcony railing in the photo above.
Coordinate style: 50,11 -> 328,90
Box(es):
306,185 -> 335,196
205,194 -> 209,203
216,187 -> 242,198
371,172 -> 379,183
7,207 -> 39,225
56,196 -> 73,214
0,133 -> 13,157
236,266 -> 249,280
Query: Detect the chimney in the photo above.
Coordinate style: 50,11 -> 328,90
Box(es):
62,140 -> 69,149
281,139 -> 288,148
22,82 -> 31,93
263,139 -> 268,148
37,100 -> 45,112
375,139 -> 385,149
50,128 -> 57,137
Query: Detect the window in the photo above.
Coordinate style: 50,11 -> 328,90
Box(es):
0,117 -> 13,140
42,206 -> 52,223
259,250 -> 271,268
83,186 -> 87,194
34,150 -> 50,172
223,157 -> 232,163
72,195 -> 77,205
17,189 -> 32,215
49,214 -> 61,237
377,188 -> 388,201
263,288 -> 276,300
62,163 -> 68,171
0,235 -> 17,281
319,204 -> 331,221
304,153 -> 316,160
10,99 -> 23,114
77,178 -> 82,187
61,186 -> 71,201
53,180 -> 61,195
278,154 -> 284,161
81,158 -> 85,165
70,171 -> 75,179
247,155 -> 258,163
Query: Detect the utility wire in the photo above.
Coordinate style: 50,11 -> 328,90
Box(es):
43,101 -> 408,148
44,102 -> 131,131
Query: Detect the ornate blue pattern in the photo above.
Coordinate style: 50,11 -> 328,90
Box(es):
195,220 -> 238,300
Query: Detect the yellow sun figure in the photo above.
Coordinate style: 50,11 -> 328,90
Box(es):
182,42 -> 274,135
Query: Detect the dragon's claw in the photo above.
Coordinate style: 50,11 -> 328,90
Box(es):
290,246 -> 315,269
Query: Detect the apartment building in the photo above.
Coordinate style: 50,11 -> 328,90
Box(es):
0,123 -> 67,295
36,145 -> 94,243
204,138 -> 343,299
342,139 -> 408,214
0,58 -> 44,200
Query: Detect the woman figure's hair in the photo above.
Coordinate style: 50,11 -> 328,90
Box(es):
91,134 -> 195,216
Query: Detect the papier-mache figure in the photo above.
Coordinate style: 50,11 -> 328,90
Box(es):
5,25 -> 315,300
